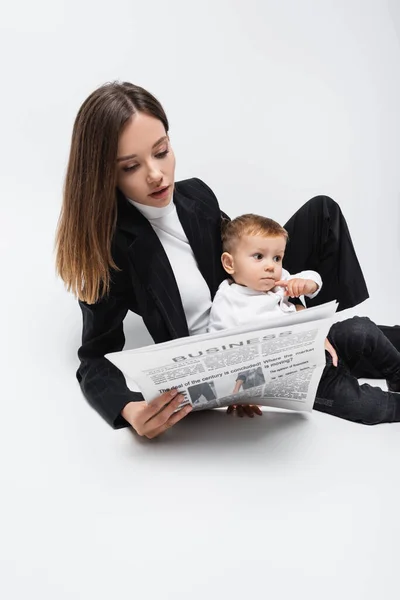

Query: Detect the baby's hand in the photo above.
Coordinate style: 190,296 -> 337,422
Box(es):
226,404 -> 263,417
275,278 -> 318,297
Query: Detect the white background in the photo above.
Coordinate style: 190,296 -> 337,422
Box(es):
1,1 -> 400,598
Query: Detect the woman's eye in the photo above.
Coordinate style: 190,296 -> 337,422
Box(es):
155,149 -> 169,159
122,149 -> 169,173
123,164 -> 139,173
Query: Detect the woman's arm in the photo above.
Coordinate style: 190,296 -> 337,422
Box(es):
75,244 -> 147,429
77,284 -> 141,429
78,290 -> 194,434
77,262 -> 194,435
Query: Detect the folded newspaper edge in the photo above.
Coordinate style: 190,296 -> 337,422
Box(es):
106,301 -> 338,413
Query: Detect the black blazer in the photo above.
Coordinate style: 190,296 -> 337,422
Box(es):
77,178 -> 228,428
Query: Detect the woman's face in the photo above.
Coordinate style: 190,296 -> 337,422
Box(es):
116,112 -> 176,207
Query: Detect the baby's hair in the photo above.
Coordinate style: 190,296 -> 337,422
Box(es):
221,214 -> 288,253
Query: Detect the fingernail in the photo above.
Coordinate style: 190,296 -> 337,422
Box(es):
170,388 -> 178,397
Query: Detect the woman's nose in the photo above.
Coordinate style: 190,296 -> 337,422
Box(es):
146,163 -> 163,184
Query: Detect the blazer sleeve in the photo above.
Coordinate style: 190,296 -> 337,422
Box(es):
76,264 -> 142,429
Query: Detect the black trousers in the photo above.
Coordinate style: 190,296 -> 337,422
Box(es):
315,317 -> 400,425
283,195 -> 400,367
283,195 -> 369,310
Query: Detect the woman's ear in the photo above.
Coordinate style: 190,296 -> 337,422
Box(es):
221,252 -> 235,275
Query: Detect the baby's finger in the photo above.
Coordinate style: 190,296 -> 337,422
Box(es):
297,283 -> 305,296
283,282 -> 292,296
243,405 -> 254,418
293,281 -> 301,296
274,280 -> 287,288
236,405 -> 245,418
293,281 -> 299,298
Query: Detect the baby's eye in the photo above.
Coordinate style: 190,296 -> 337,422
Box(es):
252,253 -> 263,260
273,256 -> 282,263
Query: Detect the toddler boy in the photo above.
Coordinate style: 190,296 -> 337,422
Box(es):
208,214 -> 400,424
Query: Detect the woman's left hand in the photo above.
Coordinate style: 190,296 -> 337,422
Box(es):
226,404 -> 263,417
325,338 -> 338,367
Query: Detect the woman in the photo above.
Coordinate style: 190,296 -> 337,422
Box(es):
55,81 -> 397,438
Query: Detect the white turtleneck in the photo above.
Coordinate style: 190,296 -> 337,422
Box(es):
127,196 -> 212,336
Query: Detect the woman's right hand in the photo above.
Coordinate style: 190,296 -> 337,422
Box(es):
121,389 -> 192,439
324,337 -> 338,367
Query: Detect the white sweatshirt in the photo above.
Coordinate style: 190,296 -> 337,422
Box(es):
208,268 -> 322,332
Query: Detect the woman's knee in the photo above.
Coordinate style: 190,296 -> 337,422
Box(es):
328,316 -> 374,349
343,315 -> 373,331
305,195 -> 340,216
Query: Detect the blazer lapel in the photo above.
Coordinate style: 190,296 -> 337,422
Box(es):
116,192 -> 189,338
174,185 -> 222,298
115,182 -> 224,339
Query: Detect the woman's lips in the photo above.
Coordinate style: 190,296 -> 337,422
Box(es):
149,185 -> 170,200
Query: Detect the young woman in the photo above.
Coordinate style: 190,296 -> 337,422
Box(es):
55,81 -> 397,438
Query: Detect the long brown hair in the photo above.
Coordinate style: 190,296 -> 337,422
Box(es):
55,81 -> 169,304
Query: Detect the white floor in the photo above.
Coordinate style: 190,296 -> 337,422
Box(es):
2,291 -> 400,600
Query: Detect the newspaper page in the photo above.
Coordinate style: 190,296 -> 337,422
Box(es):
106,301 -> 338,413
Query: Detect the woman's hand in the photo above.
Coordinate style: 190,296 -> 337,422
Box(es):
324,338 -> 338,367
275,278 -> 318,297
121,389 -> 192,439
226,404 -> 263,418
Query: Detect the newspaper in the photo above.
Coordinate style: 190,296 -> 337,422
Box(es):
106,301 -> 338,413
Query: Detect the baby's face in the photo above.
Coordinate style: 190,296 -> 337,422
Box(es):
224,234 -> 286,292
